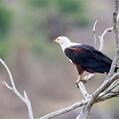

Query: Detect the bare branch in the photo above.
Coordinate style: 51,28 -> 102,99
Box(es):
107,0 -> 119,78
98,27 -> 113,51
96,93 -> 119,103
39,100 -> 87,119
99,81 -> 119,97
76,114 -> 81,119
93,20 -> 98,48
39,89 -> 119,119
79,63 -> 119,119
0,58 -> 34,119
2,81 -> 12,90
92,72 -> 119,100
38,73 -> 119,119
78,82 -> 92,100
84,74 -> 95,81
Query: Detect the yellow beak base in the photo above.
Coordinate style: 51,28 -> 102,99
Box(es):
55,38 -> 59,43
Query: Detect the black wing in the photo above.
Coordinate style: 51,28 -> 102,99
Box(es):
64,44 -> 112,73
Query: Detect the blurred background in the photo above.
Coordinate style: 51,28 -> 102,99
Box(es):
0,0 -> 118,119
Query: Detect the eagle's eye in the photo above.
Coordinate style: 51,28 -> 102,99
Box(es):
55,38 -> 60,43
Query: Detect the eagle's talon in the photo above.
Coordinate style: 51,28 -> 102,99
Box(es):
75,82 -> 79,88
75,79 -> 86,87
82,79 -> 86,84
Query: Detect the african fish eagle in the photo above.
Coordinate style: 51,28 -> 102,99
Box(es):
54,36 -> 118,87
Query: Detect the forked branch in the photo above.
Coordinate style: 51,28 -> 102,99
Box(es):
0,58 -> 34,119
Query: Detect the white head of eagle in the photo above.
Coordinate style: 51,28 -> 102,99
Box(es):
54,36 -> 80,51
54,36 -> 118,85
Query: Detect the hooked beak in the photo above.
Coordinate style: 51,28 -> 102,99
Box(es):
53,39 -> 56,43
53,38 -> 59,43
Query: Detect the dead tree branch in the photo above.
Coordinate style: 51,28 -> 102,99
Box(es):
39,86 -> 119,119
0,58 -> 34,119
93,20 -> 98,48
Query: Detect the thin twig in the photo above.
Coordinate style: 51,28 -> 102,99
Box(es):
2,81 -> 12,90
93,20 -> 98,48
98,27 -> 113,51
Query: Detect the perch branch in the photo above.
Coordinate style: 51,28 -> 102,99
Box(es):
0,58 -> 34,119
78,82 -> 92,100
39,100 -> 87,119
76,72 -> 119,119
39,79 -> 119,119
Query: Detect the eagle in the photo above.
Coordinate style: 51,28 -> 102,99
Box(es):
54,36 -> 118,87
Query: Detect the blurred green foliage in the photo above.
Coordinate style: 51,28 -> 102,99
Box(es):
0,5 -> 13,37
30,0 -> 50,7
0,39 -> 13,58
58,0 -> 81,13
0,4 -> 13,58
58,0 -> 89,26
0,0 -> 90,58
29,0 -> 89,26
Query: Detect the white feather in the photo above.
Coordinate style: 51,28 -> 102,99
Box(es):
56,36 -> 82,52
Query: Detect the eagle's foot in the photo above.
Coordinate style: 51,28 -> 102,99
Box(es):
81,79 -> 86,84
75,79 -> 86,88
75,82 -> 79,88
